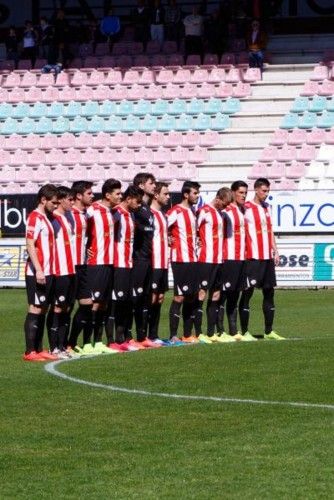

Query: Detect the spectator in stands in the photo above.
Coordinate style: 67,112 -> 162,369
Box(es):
5,26 -> 19,69
53,8 -> 71,66
38,17 -> 54,60
205,9 -> 228,57
132,0 -> 150,48
100,7 -> 121,48
165,0 -> 181,43
246,18 -> 267,72
183,6 -> 204,59
150,0 -> 165,47
21,20 -> 38,68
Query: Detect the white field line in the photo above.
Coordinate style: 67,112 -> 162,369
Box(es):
44,336 -> 334,411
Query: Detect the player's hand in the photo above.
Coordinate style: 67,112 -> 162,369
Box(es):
36,270 -> 46,285
274,252 -> 280,266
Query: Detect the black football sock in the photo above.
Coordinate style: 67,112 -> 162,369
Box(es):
263,288 -> 275,334
217,292 -> 227,333
35,313 -> 46,352
24,312 -> 40,354
169,300 -> 182,338
47,310 -> 60,352
105,301 -> 116,344
182,300 -> 194,338
239,288 -> 254,334
125,303 -> 134,341
148,302 -> 162,340
206,299 -> 219,336
134,297 -> 149,342
92,309 -> 105,344
226,291 -> 239,335
114,301 -> 129,344
193,299 -> 204,335
58,312 -> 69,351
68,304 -> 92,347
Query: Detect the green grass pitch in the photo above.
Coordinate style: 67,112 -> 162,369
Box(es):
1,288 -> 333,499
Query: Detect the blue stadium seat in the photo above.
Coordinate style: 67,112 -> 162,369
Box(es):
70,116 -> 88,133
204,98 -> 223,115
133,99 -> 152,116
48,101 -> 65,118
151,99 -> 169,116
18,117 -> 36,134
139,114 -> 158,132
187,98 -> 205,115
211,113 -> 230,130
53,116 -> 70,134
0,103 -> 11,119
309,96 -> 328,113
280,114 -> 299,129
35,116 -> 53,134
87,115 -> 105,133
175,113 -> 194,131
193,113 -> 212,131
1,117 -> 18,134
81,100 -> 100,117
104,115 -> 123,133
117,100 -> 134,116
122,114 -> 140,132
290,97 -> 309,113
327,97 -> 334,112
99,100 -> 117,116
222,98 -> 241,114
169,98 -> 187,115
12,103 -> 30,119
317,111 -> 334,128
30,101 -> 48,118
298,112 -> 317,129
157,114 -> 176,132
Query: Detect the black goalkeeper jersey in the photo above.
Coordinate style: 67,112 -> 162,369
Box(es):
133,202 -> 154,261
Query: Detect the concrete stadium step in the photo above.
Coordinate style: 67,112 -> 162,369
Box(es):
229,113 -> 283,129
240,97 -> 293,113
268,34 -> 334,51
250,81 -> 305,98
262,64 -> 314,82
208,145 -> 262,162
217,129 -> 274,147
198,164 -> 251,188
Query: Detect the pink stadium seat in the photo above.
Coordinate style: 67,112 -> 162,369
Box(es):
99,55 -> 117,68
203,53 -> 219,65
116,55 -> 133,68
51,164 -> 68,182
278,144 -> 296,162
59,132 -> 76,149
167,53 -> 184,66
197,82 -> 215,99
138,69 -> 155,85
225,67 -> 241,83
220,53 -> 236,65
69,58 -> 83,69
24,86 -> 42,102
3,73 -> 21,88
23,181 -> 40,193
5,133 -> 23,150
8,87 -> 25,103
200,130 -> 219,146
95,84 -> 113,100
325,129 -> 334,144
155,163 -> 175,180
287,128 -> 307,145
300,81 -> 319,96
310,65 -> 328,81
296,144 -> 316,161
150,54 -> 167,67
33,165 -> 52,181
111,84 -> 128,100
318,79 -> 334,96
87,69 -> 105,86
110,132 -> 129,148
163,83 -> 179,99
34,58 -> 47,69
0,165 -> 15,182
182,130 -> 200,147
105,69 -> 122,85
243,67 -> 261,82
189,146 -> 206,163
232,82 -> 251,98
41,86 -> 60,102
0,88 -> 9,103
46,148 -> 63,165
0,149 -> 11,165
145,84 -> 162,100
27,149 -> 46,166
260,146 -> 278,162
64,148 -> 81,165
86,164 -> 105,180
133,54 -> 150,67
134,146 -> 153,164
128,84 -> 145,100
162,41 -> 177,54
81,147 -> 96,165
128,42 -> 144,55
20,71 -> 37,87
128,131 -> 147,148
215,82 -> 233,98
156,69 -> 174,84
165,131 -> 183,147
146,41 -> 161,55
248,162 -> 268,179
2,181 -> 19,193
75,85 -> 94,101
37,73 -> 55,87
171,145 -> 186,164
186,55 -> 201,66
153,146 -> 171,164
168,178 -> 183,191
306,128 -> 326,145
75,132 -> 91,149
94,131 -> 111,148
98,147 -> 115,165
173,68 -> 191,84
237,51 -> 250,64
267,161 -> 285,179
40,133 -> 58,150
95,42 -> 110,56
112,42 -> 128,56
53,71 -> 71,87
11,149 -> 29,165
147,131 -> 164,147
67,165 -> 88,181
180,83 -> 198,99
270,129 -> 289,146
123,69 -> 140,84
117,147 -> 135,164
84,56 -> 99,68
16,165 -> 32,182
208,67 -> 226,83
79,43 -> 93,58
232,38 -> 246,51
286,161 -> 306,178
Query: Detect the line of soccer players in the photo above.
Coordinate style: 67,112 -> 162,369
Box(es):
23,173 -> 285,361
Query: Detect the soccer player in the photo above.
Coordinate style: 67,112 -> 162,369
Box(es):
109,185 -> 144,352
148,181 -> 170,344
23,184 -> 59,361
239,177 -> 285,340
132,172 -> 160,348
167,180 -> 200,343
194,187 -> 232,343
84,178 -> 122,354
47,186 -> 76,358
221,180 -> 250,341
66,181 -> 94,353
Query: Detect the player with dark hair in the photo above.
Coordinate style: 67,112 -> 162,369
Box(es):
194,187 -> 232,343
83,178 -> 122,354
109,184 -> 144,351
167,180 -> 201,343
23,184 -> 59,361
67,181 -> 94,354
132,172 -> 161,348
239,178 -> 285,340
148,181 -> 171,344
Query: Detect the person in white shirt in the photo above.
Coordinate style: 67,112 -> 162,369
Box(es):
183,6 -> 203,59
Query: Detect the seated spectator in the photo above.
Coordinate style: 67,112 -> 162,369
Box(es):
183,6 -> 204,59
165,0 -> 181,43
246,18 -> 267,71
150,0 -> 165,47
132,0 -> 150,47
22,20 -> 38,68
5,26 -> 19,69
38,17 -> 54,60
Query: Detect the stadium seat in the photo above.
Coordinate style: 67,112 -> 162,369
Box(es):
117,147 -> 135,164
3,73 -> 21,88
204,98 -> 223,115
175,113 -> 194,131
93,131 -> 110,149
273,179 -> 296,190
118,100 -> 134,116
225,67 -> 241,83
134,99 -> 152,116
317,178 -> 334,189
104,116 -> 123,133
186,54 -> 201,66
28,148 -> 46,166
193,113 -> 212,131
81,147 -> 97,165
0,88 -> 9,103
223,98 -> 241,114
232,82 -> 251,98
111,84 -> 128,101
48,101 -> 66,118
138,69 -> 155,85
187,98 -> 205,115
191,69 -> 209,84
285,161 -> 306,178
280,113 -> 299,129
40,133 -> 58,149
200,130 -> 219,146
172,69 -> 190,85
248,162 -> 268,179
182,130 -> 200,147
128,131 -> 147,148
53,117 -> 70,134
153,146 -> 171,164
30,101 -> 48,118
215,83 -> 233,98
35,116 -> 53,134
180,83 -> 198,99
69,116 -> 87,133
145,84 -> 162,100
147,131 -> 164,147
37,73 -> 55,87
325,129 -> 334,144
305,161 -> 325,179
127,84 -> 145,100
267,161 -> 285,179
168,53 -> 184,66
318,80 -> 334,96
99,100 -> 117,116
309,96 -> 328,113
163,83 -> 179,100
1,117 -> 18,135
56,86 -> 74,102
110,131 -> 128,148
87,116 -> 105,133
300,81 -> 319,96
18,117 -> 35,135
306,128 -> 326,145
81,100 -> 99,117
0,165 -> 15,182
123,69 -> 140,85
287,128 -> 307,145
291,97 -> 309,113
325,163 -> 334,178
59,132 -> 76,149
243,67 -> 261,82
11,102 -> 29,119
298,178 -> 315,189
317,144 -> 334,161
76,131 -> 93,149
8,87 -> 25,104
211,113 -> 230,130
260,146 -> 278,162
0,149 -> 11,164
157,114 -> 176,132
87,70 -> 105,86
5,133 -> 23,150
33,164 -> 51,182
171,145 -> 186,164
152,99 -> 169,116
197,82 -> 216,99
51,164 -> 68,182
189,146 -> 206,164
24,86 -> 42,103
221,53 -> 236,65
46,149 -> 63,165
310,65 -> 328,81
96,147 -> 114,165
203,53 -> 219,65
156,69 -> 174,84
207,67 -> 226,83
270,129 -> 289,146
122,115 -> 140,133
140,114 -> 158,132
317,111 -> 334,128
0,102 -> 11,119
34,58 -> 47,69
278,144 -> 296,162
71,70 -> 88,86
75,85 -> 94,101
20,71 -> 37,87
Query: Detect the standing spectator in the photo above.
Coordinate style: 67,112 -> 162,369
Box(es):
205,10 -> 228,56
246,18 -> 267,71
100,7 -> 121,48
183,6 -> 204,59
22,20 -> 38,68
5,26 -> 19,69
150,0 -> 165,47
53,8 -> 71,66
132,0 -> 150,47
38,17 -> 54,60
165,0 -> 181,43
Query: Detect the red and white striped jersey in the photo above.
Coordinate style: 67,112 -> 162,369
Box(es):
25,209 -> 55,276
71,206 -> 87,266
52,211 -> 75,276
222,204 -> 246,261
113,206 -> 135,269
244,200 -> 274,260
151,207 -> 169,269
197,204 -> 223,264
86,201 -> 114,266
167,204 -> 197,263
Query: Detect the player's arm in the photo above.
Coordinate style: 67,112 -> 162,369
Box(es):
271,231 -> 280,266
26,237 -> 45,284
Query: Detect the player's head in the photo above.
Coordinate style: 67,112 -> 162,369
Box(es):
102,178 -> 122,207
122,184 -> 144,211
254,177 -> 270,202
36,183 -> 59,214
231,180 -> 248,206
71,181 -> 94,207
215,187 -> 232,209
56,185 -> 73,211
181,181 -> 201,206
153,182 -> 170,208
133,172 -> 156,197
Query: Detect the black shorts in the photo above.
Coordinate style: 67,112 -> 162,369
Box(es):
198,263 -> 222,291
132,260 -> 152,298
53,274 -> 76,306
172,262 -> 199,296
86,264 -> 113,303
243,259 -> 277,289
75,265 -> 90,300
112,267 -> 133,301
151,268 -> 169,294
26,274 -> 54,307
221,260 -> 245,292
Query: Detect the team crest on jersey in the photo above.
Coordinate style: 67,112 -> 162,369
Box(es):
59,295 -> 65,302
118,291 -> 124,297
137,287 -> 143,293
39,295 -> 46,302
202,280 -> 208,286
94,291 -> 100,298
152,283 -> 157,289
182,285 -> 189,291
